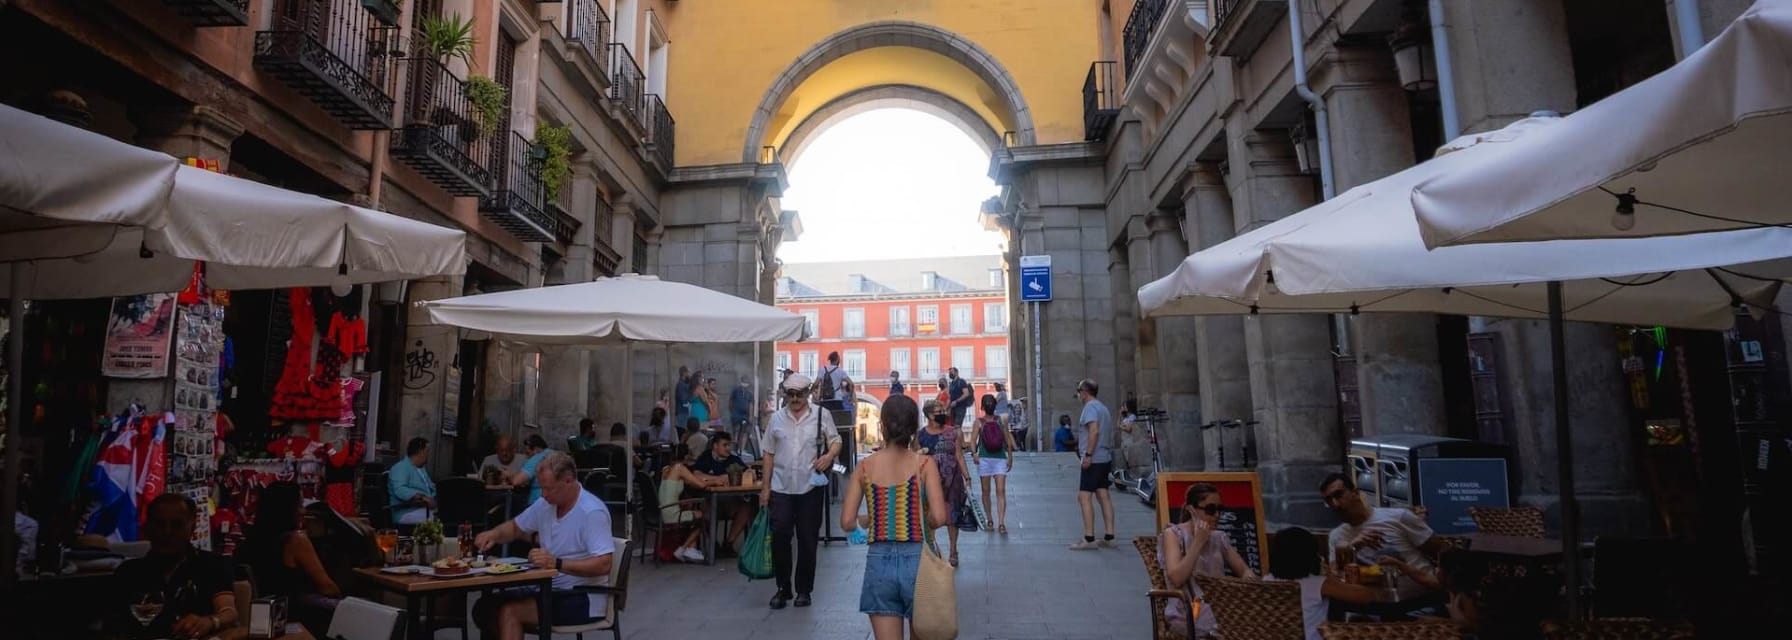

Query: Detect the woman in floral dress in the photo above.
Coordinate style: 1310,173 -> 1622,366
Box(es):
915,399 -> 968,566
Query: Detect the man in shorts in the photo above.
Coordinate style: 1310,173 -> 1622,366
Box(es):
1071,378 -> 1118,550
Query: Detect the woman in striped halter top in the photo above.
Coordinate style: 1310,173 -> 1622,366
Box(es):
840,394 -> 949,639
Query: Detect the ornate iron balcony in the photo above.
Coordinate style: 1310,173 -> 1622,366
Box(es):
1083,61 -> 1120,141
253,0 -> 396,129
644,94 -> 675,171
160,0 -> 248,26
391,56 -> 493,197
1122,0 -> 1170,79
608,43 -> 645,130
480,132 -> 577,244
567,0 -> 612,83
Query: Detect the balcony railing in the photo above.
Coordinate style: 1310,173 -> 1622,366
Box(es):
254,0 -> 397,129
1213,0 -> 1243,31
160,0 -> 249,26
392,56 -> 493,196
644,94 -> 675,170
481,131 -> 578,244
607,43 -> 645,130
1122,0 -> 1170,79
1083,61 -> 1120,141
566,0 -> 611,82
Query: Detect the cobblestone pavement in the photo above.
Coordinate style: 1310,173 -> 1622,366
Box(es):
605,451 -> 1160,640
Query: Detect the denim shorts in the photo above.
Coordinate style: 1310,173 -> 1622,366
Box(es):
859,541 -> 922,617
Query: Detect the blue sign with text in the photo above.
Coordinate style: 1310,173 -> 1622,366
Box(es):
1020,255 -> 1052,302
1416,458 -> 1510,534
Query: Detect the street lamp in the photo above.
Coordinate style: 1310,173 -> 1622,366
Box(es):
1290,122 -> 1322,175
1390,21 -> 1438,92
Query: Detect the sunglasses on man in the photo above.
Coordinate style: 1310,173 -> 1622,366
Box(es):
783,388 -> 809,397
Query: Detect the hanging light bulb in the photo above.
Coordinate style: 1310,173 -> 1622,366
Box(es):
1611,190 -> 1639,231
1264,271 -> 1280,295
330,263 -> 352,297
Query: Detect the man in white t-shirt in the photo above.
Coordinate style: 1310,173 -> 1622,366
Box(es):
1319,473 -> 1445,602
474,452 -> 617,635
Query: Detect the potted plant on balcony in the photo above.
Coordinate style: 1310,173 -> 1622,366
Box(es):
465,76 -> 509,139
413,13 -> 477,131
534,124 -> 573,200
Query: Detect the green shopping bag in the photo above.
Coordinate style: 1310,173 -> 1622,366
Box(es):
738,509 -> 774,580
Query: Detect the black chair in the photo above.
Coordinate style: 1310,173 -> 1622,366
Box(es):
435,477 -> 491,529
635,470 -> 703,565
360,464 -> 393,529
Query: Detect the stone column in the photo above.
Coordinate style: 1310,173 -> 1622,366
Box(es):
539,166 -> 599,434
1224,127 -> 1338,526
131,104 -> 245,170
402,276 -> 466,476
1313,45 -> 1449,437
1147,210 -> 1203,470
1183,163 -> 1251,470
1440,0 -> 1578,134
1121,217 -> 1159,408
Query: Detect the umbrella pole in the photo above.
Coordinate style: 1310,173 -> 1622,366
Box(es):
1548,280 -> 1583,620
622,345 -> 634,539
1,269 -> 24,586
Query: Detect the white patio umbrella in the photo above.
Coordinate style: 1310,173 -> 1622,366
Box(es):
1138,117 -> 1792,619
1411,0 -> 1792,247
420,274 -> 810,532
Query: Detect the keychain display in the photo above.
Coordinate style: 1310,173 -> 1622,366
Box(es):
170,302 -> 225,549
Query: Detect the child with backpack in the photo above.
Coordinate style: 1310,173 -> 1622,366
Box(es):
971,394 -> 1019,535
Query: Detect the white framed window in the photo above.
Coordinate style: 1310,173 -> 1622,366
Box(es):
612,0 -> 639,50
988,268 -> 1002,288
644,11 -> 669,97
843,349 -> 867,380
985,346 -> 1009,381
921,271 -> 937,290
798,351 -> 818,377
951,346 -> 974,378
917,305 -> 939,334
801,309 -> 820,338
950,304 -> 972,335
775,351 -> 791,374
889,306 -> 911,337
984,303 -> 1007,333
889,348 -> 911,381
843,308 -> 865,338
918,348 -> 941,380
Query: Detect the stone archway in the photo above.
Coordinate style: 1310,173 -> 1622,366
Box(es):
741,21 -> 1036,163
779,84 -> 1003,169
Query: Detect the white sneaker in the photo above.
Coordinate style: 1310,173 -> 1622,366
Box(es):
1098,538 -> 1117,549
678,548 -> 705,563
1069,540 -> 1099,551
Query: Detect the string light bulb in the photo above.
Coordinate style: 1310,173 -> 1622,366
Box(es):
1264,271 -> 1280,295
330,263 -> 352,297
1611,189 -> 1639,231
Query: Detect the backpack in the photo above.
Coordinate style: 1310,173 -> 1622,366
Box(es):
979,416 -> 1006,452
818,366 -> 838,401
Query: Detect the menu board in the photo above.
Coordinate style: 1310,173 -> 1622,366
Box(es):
1156,472 -> 1268,576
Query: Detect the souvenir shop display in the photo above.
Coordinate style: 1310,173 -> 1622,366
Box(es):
168,301 -> 225,549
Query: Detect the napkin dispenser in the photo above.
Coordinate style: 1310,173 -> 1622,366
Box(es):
248,596 -> 287,639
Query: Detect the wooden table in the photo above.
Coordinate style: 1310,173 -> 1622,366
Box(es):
700,481 -> 763,566
354,567 -> 556,640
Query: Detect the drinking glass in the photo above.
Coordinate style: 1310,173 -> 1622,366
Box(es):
129,591 -> 165,628
458,523 -> 475,558
376,528 -> 399,564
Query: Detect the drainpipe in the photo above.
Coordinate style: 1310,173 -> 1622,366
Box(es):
1288,0 -> 1335,200
1428,0 -> 1461,140
1674,0 -> 1706,57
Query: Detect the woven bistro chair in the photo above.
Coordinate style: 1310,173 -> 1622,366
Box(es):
1469,506 -> 1546,538
1541,617 -> 1696,640
1135,536 -> 1196,639
1319,621 -> 1462,639
1192,575 -> 1303,640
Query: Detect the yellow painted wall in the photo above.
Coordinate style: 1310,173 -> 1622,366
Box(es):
762,47 -> 1019,152
656,0 -> 1106,166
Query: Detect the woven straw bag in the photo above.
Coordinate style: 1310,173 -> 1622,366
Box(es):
912,533 -> 958,638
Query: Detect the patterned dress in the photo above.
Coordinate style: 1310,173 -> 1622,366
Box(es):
915,427 -> 966,525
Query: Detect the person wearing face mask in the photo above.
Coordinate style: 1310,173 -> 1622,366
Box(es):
946,367 -> 972,427
916,399 -> 968,566
888,370 -> 906,397
1160,483 -> 1257,639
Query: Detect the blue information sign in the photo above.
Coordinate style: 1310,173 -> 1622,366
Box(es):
1019,255 -> 1052,302
1416,458 -> 1510,534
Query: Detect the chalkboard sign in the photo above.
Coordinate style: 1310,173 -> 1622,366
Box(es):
1156,472 -> 1269,576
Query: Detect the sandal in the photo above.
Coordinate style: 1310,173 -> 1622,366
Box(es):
999,524 -> 1008,535
949,552 -> 959,567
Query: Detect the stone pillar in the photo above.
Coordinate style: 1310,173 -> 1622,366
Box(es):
402,276 -> 466,476
1111,240 -> 1144,407
1442,0 -> 1645,533
1121,218 -> 1159,407
1147,211 -> 1203,470
1183,163 -> 1251,470
1224,127 -> 1338,526
1314,45 -> 1448,437
539,166 -> 599,434
1665,0 -> 1754,58
131,105 -> 245,170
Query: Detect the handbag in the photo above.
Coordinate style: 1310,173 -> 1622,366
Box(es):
912,529 -> 959,640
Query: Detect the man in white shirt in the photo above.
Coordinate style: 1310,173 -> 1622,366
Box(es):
474,452 -> 617,636
479,435 -> 527,479
1320,473 -> 1446,605
759,373 -> 842,610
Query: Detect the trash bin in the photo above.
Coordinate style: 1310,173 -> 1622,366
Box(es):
1348,435 -> 1511,534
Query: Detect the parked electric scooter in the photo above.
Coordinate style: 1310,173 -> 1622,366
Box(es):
1198,418 -> 1261,470
1109,407 -> 1168,506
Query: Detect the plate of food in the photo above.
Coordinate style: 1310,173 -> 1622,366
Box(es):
422,557 -> 486,578
379,565 -> 425,575
485,562 -> 527,575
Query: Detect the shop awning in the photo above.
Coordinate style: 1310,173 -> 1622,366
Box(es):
1411,0 -> 1792,247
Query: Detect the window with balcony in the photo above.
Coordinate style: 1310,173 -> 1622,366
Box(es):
565,0 -> 612,82
775,351 -> 791,375
799,351 -> 818,377
950,304 -> 972,335
609,43 -> 645,130
1084,60 -> 1120,141
917,305 -> 939,334
918,348 -> 941,380
950,346 -> 974,378
890,348 -> 911,381
844,350 -> 867,380
984,303 -> 1007,333
254,0 -> 398,129
801,310 -> 820,338
889,306 -> 911,337
985,346 -> 1009,381
843,308 -> 865,338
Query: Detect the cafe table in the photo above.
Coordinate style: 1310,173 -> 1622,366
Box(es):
699,479 -> 764,566
354,566 -> 556,640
